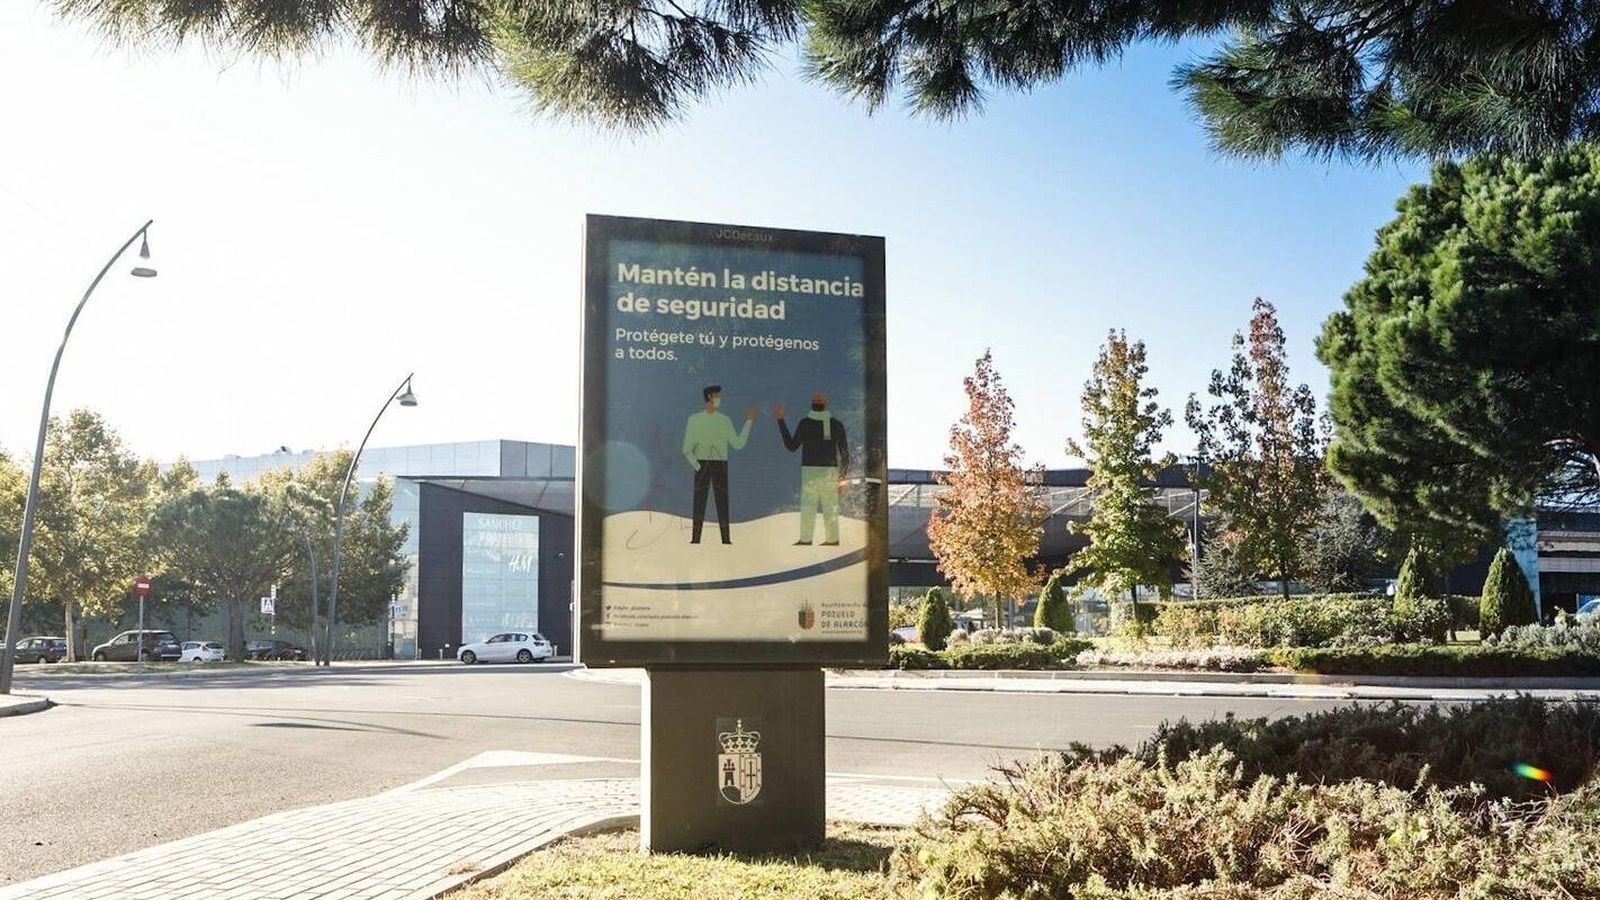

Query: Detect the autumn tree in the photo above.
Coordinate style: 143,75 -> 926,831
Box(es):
1066,332 -> 1187,629
1187,299 -> 1330,599
927,350 -> 1047,629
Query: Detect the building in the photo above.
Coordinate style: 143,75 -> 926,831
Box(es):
188,441 -> 1600,658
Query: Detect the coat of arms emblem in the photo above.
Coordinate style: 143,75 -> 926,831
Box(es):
717,718 -> 763,805
797,602 -> 816,630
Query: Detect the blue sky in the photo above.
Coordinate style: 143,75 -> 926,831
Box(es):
0,5 -> 1426,469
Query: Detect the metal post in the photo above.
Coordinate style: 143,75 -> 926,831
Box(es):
137,592 -> 146,670
324,373 -> 413,667
0,221 -> 153,695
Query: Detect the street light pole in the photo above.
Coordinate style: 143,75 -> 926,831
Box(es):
321,374 -> 416,667
1,220 -> 156,695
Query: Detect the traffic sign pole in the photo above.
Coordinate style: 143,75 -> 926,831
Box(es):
133,577 -> 151,670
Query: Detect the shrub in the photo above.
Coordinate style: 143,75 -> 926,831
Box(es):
1076,647 -> 1267,671
891,748 -> 1600,899
1034,571 -> 1074,633
1141,696 -> 1600,802
1150,603 -> 1219,648
1267,643 -> 1600,677
1491,612 -> 1600,652
942,643 -> 1065,670
1482,546 -> 1539,637
968,628 -> 1004,645
1215,594 -> 1392,648
1390,544 -> 1448,643
888,646 -> 947,670
1046,636 -> 1093,660
945,628 -> 969,646
1388,592 -> 1451,644
916,587 -> 953,651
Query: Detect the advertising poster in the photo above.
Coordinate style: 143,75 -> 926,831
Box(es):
578,215 -> 887,667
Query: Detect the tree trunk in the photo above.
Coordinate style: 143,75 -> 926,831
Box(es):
1279,564 -> 1291,600
228,596 -> 246,662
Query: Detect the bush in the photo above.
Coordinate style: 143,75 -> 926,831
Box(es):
1388,592 -> 1451,644
916,588 -> 953,651
888,646 -> 947,670
942,643 -> 1066,670
1267,643 -> 1600,677
1141,696 -> 1600,802
1034,571 -> 1074,633
892,748 -> 1600,899
1491,611 -> 1600,652
1077,647 -> 1267,671
891,698 -> 1600,898
945,628 -> 969,646
1150,603 -> 1219,648
1217,594 -> 1393,648
1482,546 -> 1539,637
1046,636 -> 1093,660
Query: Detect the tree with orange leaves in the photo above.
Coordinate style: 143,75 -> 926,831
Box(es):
927,351 -> 1047,628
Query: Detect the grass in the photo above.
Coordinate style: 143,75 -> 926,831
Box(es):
446,825 -> 902,900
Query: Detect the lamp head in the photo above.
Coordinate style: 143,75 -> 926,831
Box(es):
130,232 -> 157,278
398,377 -> 418,408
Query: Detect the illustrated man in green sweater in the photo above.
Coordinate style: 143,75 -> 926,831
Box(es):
683,385 -> 756,544
772,392 -> 850,546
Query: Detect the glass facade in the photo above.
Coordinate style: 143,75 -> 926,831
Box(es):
461,512 -> 541,644
390,478 -> 422,659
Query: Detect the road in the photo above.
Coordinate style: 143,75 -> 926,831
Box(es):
3,663 -> 1398,885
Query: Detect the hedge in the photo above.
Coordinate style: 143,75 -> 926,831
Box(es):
1151,592 -> 1461,649
888,637 -> 1091,670
1267,644 -> 1600,677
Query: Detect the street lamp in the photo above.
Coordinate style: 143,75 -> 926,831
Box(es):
321,374 -> 416,666
1,220 -> 157,695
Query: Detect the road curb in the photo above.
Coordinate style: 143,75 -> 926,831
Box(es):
0,695 -> 51,717
422,813 -> 640,900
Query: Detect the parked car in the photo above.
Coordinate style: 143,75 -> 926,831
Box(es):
180,641 -> 226,662
245,640 -> 308,661
457,632 -> 553,664
91,630 -> 182,662
12,636 -> 68,664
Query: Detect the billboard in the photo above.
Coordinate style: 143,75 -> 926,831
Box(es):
578,215 -> 887,667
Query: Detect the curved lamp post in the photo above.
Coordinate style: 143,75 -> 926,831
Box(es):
1,221 -> 156,694
321,374 -> 416,666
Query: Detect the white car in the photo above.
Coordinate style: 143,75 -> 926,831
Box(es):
458,632 -> 553,665
180,641 -> 226,662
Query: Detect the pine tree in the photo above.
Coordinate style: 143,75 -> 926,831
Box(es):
916,588 -> 953,651
1067,331 -> 1187,631
927,351 -> 1047,629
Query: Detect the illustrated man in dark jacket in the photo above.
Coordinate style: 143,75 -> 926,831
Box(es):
771,393 -> 850,546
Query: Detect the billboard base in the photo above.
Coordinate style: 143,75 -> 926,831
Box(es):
640,667 -> 824,853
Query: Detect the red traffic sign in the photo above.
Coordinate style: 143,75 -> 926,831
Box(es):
133,577 -> 151,597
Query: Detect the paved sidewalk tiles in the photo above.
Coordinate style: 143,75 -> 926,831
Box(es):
0,767 -> 950,900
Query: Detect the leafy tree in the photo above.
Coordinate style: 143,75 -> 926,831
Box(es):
24,411 -> 163,660
150,484 -> 298,661
257,452 -> 408,648
917,587 -> 953,651
1481,546 -> 1538,637
1320,148 -> 1600,542
1034,571 -> 1074,634
1188,300 -> 1330,599
1066,331 -> 1186,630
927,350 -> 1047,629
56,0 -> 1600,158
1303,492 -> 1390,594
0,450 -> 24,611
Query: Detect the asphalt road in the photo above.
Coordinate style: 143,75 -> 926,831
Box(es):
2,663 -> 1400,885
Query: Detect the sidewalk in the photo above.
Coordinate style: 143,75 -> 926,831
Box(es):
0,753 -> 948,900
570,666 -> 1600,700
